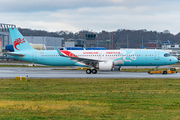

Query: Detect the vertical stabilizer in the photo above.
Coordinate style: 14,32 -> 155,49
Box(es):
9,27 -> 35,52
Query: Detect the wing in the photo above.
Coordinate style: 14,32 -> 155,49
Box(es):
7,52 -> 25,57
55,46 -> 106,65
70,56 -> 106,64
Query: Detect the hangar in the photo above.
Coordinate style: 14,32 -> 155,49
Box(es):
0,23 -> 16,48
0,23 -> 64,50
24,36 -> 63,50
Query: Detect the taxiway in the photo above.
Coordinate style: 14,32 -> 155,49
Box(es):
0,67 -> 180,79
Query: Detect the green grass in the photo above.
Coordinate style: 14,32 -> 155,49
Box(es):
0,78 -> 180,119
121,68 -> 180,72
0,64 -> 31,67
0,64 -> 63,67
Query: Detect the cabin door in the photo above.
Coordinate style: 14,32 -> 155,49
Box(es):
32,51 -> 37,61
154,51 -> 159,60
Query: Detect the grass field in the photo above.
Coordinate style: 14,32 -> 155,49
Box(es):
121,68 -> 180,72
0,78 -> 180,119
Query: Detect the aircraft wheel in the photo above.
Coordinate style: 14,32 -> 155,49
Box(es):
86,69 -> 92,74
163,71 -> 167,74
92,69 -> 97,74
148,71 -> 153,74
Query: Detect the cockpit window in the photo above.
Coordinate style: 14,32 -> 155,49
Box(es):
164,53 -> 171,57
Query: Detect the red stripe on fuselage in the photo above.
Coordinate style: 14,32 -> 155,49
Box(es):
60,50 -> 78,57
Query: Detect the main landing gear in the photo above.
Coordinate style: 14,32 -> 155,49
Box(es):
86,69 -> 97,74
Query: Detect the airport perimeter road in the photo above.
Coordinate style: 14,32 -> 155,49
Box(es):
0,67 -> 180,79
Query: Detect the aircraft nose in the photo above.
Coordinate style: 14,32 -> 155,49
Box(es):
172,57 -> 178,63
175,57 -> 178,63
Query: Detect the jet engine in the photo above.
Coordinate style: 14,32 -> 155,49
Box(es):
98,62 -> 114,71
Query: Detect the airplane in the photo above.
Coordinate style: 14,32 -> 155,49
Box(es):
7,27 -> 178,74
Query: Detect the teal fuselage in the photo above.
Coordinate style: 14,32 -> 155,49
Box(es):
9,49 -> 178,67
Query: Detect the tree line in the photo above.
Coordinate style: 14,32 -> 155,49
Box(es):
18,28 -> 180,48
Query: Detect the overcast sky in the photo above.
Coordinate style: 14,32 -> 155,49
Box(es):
1,0 -> 180,34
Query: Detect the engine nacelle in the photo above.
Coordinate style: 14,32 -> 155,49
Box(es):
98,62 -> 114,71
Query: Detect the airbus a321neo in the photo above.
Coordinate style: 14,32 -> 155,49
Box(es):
7,28 -> 178,74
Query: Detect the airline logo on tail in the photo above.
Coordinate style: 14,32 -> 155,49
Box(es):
14,38 -> 25,50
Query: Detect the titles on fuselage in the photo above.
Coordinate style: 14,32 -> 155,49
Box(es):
83,52 -> 98,54
82,52 -> 121,54
106,52 -> 120,54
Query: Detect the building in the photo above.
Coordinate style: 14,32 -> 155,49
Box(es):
146,40 -> 161,49
162,44 -> 180,49
0,23 -> 65,50
85,33 -> 97,47
63,39 -> 75,47
0,23 -> 16,49
74,39 -> 86,47
62,39 -> 86,48
24,36 -> 64,50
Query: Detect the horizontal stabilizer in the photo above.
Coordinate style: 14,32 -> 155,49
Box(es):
7,52 -> 25,57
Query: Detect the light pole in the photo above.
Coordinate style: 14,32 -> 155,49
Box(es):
127,34 -> 128,48
142,36 -> 143,48
111,32 -> 113,50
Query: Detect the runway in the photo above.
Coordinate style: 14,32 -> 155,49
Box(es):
0,67 -> 180,79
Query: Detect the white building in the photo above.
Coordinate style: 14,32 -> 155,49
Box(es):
162,44 -> 180,49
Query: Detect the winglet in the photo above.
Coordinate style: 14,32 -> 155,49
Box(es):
55,46 -> 65,56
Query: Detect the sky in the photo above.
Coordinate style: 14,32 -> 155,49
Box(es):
1,0 -> 180,34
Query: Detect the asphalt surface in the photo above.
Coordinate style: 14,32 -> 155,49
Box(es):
0,67 -> 180,79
